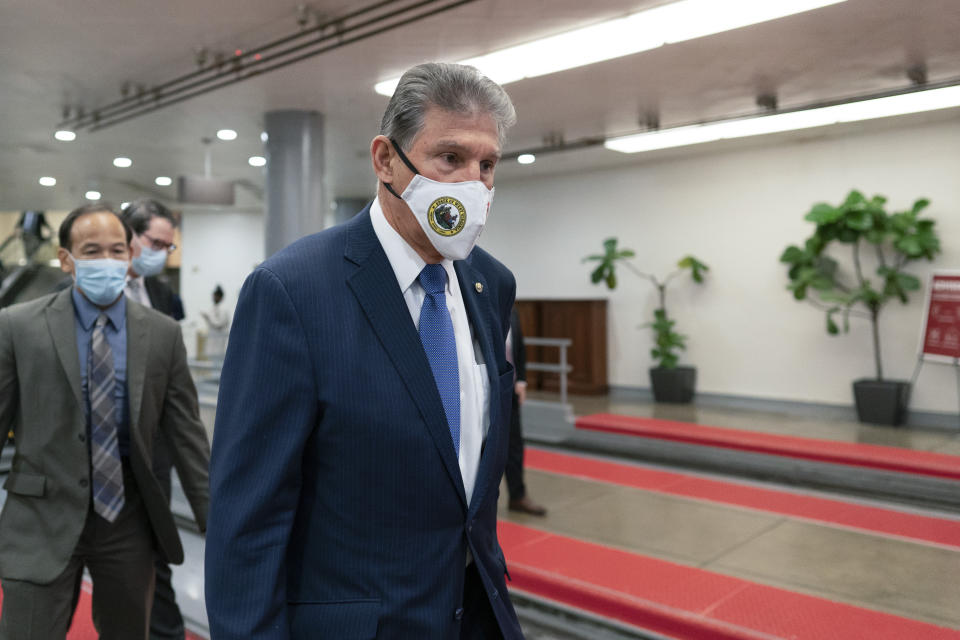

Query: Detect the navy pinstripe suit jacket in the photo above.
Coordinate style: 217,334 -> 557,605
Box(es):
205,207 -> 523,639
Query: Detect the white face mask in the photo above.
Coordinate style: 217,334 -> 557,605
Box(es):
385,139 -> 494,261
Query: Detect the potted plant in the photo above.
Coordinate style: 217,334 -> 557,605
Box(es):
780,190 -> 940,425
584,238 -> 709,403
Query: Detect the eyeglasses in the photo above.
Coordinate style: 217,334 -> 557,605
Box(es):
141,233 -> 177,253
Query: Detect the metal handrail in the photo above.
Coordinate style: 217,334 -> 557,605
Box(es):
523,337 -> 573,405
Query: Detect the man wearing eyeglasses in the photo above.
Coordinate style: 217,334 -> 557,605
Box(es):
121,200 -> 184,322
114,199 -> 189,640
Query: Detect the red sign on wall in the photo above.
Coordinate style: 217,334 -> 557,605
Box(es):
921,273 -> 960,360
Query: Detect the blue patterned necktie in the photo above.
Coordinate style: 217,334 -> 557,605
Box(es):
89,314 -> 125,522
418,264 -> 461,457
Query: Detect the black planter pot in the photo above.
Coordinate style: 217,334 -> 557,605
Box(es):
852,379 -> 910,426
649,366 -> 697,404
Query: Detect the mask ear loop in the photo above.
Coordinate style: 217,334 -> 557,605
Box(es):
65,252 -> 78,283
383,138 -> 420,200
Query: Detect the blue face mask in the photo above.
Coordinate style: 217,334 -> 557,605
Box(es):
71,254 -> 129,306
131,245 -> 168,277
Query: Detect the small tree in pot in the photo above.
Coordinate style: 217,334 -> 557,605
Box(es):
585,238 -> 709,403
780,190 -> 940,425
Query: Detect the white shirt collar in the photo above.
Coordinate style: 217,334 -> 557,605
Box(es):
370,196 -> 456,294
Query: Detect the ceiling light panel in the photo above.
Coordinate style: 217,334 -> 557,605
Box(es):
605,85 -> 960,153
375,0 -> 847,95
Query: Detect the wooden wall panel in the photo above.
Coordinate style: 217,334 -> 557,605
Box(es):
515,299 -> 607,395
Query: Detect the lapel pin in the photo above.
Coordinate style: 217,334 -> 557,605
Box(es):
475,282 -> 483,293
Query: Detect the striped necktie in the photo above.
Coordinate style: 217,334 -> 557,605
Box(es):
418,264 -> 461,457
89,314 -> 125,522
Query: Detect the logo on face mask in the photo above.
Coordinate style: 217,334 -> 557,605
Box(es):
428,197 -> 467,236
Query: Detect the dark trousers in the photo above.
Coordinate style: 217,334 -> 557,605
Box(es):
504,393 -> 526,501
460,562 -> 504,640
0,465 -> 156,640
69,440 -> 184,640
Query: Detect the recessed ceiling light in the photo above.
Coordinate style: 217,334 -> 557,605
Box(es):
248,155 -> 266,167
517,154 -> 536,165
217,129 -> 238,141
155,176 -> 173,186
38,176 -> 57,187
113,157 -> 132,168
260,131 -> 268,143
605,84 -> 960,154
54,130 -> 77,142
374,0 -> 847,96
85,190 -> 101,200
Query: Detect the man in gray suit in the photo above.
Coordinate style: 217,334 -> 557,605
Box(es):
0,204 -> 210,640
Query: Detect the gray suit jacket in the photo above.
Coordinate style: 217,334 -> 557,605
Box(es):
0,288 -> 210,583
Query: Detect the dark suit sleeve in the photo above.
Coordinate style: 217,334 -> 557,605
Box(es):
510,308 -> 526,383
0,309 -> 16,453
145,277 -> 183,320
205,267 -> 318,640
159,323 -> 211,529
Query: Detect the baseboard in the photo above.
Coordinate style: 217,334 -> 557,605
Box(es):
608,386 -> 960,432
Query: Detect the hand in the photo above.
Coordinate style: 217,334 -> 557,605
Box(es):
514,381 -> 527,405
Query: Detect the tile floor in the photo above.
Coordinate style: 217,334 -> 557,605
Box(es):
502,391 -> 960,631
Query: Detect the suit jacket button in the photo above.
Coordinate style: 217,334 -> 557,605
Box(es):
454,607 -> 464,620
490,590 -> 499,600
78,433 -> 86,443
79,478 -> 88,488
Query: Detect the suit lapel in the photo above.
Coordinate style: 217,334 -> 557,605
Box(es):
125,301 -> 151,437
455,259 -> 502,518
345,210 -> 468,509
46,289 -> 84,412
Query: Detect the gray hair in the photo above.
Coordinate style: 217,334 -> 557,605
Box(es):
380,62 -> 517,151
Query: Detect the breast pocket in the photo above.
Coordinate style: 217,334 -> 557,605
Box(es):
288,599 -> 380,639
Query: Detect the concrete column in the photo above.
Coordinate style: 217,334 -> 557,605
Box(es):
263,110 -> 324,257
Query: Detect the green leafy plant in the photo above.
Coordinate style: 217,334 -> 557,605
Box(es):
780,190 -> 939,380
584,238 -> 709,368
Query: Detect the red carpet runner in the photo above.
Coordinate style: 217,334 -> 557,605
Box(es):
576,413 -> 960,480
499,520 -> 960,640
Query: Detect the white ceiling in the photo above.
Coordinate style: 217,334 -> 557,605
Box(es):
3,0 -> 960,212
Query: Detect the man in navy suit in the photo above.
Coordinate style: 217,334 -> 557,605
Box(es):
205,62 -> 524,639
